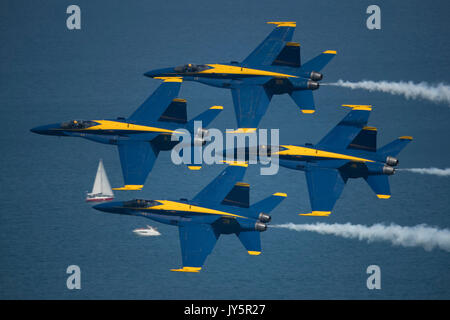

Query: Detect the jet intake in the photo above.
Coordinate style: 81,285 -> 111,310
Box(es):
385,156 -> 399,166
258,213 -> 271,223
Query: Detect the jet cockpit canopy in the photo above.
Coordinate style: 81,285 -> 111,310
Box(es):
124,199 -> 161,208
174,64 -> 209,73
61,120 -> 98,129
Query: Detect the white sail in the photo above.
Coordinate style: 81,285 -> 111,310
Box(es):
100,161 -> 114,197
91,159 -> 114,196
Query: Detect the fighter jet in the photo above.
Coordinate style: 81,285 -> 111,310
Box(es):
226,105 -> 412,216
93,163 -> 286,272
30,79 -> 222,190
144,22 -> 336,130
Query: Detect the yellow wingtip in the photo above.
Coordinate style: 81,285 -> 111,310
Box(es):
301,109 -> 316,114
209,105 -> 223,110
226,128 -> 257,134
323,50 -> 337,54
272,192 -> 287,197
170,267 -> 201,273
235,182 -> 250,187
377,194 -> 391,199
248,251 -> 261,256
267,21 -> 296,27
112,185 -> 143,191
299,211 -> 331,216
187,166 -> 202,170
399,136 -> 413,140
342,104 -> 372,111
221,160 -> 248,167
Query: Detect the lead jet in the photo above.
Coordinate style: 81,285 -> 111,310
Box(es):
30,79 -> 222,190
93,164 -> 286,272
144,22 -> 336,130
226,105 -> 412,216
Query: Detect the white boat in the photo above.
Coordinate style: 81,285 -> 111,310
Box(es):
133,225 -> 161,236
86,159 -> 114,202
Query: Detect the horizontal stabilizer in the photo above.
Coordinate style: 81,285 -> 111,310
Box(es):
272,42 -> 300,67
365,175 -> 391,199
221,182 -> 250,208
289,90 -> 315,114
348,127 -> 377,152
378,136 -> 413,157
237,231 -> 261,255
301,50 -> 337,72
158,98 -> 187,124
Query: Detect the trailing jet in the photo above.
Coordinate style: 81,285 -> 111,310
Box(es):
93,163 -> 286,272
225,105 -> 412,216
144,21 -> 336,129
30,79 -> 222,190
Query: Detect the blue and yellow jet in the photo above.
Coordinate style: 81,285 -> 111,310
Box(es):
144,22 -> 336,129
93,164 -> 286,272
228,105 -> 412,216
30,79 -> 222,190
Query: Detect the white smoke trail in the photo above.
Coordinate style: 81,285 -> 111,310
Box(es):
329,80 -> 450,105
398,168 -> 450,177
272,222 -> 450,252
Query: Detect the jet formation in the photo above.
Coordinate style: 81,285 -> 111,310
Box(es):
31,22 -> 412,271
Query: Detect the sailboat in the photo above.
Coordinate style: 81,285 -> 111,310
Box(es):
86,159 -> 114,202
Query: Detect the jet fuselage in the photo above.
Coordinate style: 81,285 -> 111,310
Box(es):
94,199 -> 267,234
144,63 -> 320,93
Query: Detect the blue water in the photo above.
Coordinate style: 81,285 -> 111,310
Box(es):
1,0 -> 449,299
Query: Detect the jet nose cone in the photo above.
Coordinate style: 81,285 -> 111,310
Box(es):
30,125 -> 53,135
93,201 -> 123,213
144,67 -> 176,78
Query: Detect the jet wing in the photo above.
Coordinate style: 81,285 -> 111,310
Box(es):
113,140 -> 160,190
300,167 -> 347,216
128,80 -> 182,126
316,105 -> 372,150
231,85 -> 273,128
171,222 -> 220,272
242,22 -> 296,66
192,164 -> 247,205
